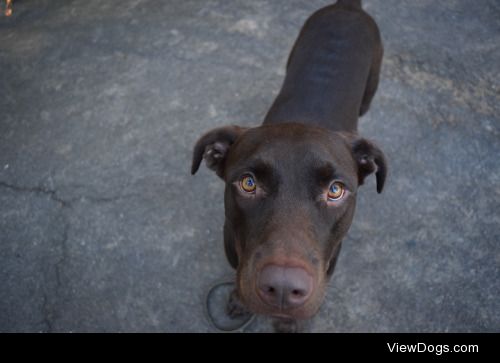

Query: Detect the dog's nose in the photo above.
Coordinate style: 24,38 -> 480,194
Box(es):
257,265 -> 313,309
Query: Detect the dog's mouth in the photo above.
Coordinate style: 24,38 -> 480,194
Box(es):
249,300 -> 322,320
271,313 -> 294,319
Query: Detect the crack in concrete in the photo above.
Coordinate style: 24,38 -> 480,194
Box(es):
0,181 -> 137,206
0,181 -> 68,207
0,180 -> 136,331
42,219 -> 70,333
54,221 -> 69,293
384,54 -> 500,117
40,293 -> 54,333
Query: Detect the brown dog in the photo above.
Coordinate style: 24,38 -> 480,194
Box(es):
192,0 -> 386,332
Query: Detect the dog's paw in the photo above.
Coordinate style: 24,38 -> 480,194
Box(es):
226,290 -> 251,319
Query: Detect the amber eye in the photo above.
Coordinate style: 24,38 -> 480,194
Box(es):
327,182 -> 345,201
240,175 -> 257,193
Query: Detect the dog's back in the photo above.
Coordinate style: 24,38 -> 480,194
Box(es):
264,0 -> 383,132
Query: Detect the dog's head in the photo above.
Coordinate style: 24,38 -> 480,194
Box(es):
192,123 -> 386,319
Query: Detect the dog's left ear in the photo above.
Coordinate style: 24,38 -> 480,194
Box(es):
191,125 -> 247,178
348,136 -> 387,193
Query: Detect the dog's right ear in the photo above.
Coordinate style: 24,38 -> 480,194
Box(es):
191,125 -> 247,178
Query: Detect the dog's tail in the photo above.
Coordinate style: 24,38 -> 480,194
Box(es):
337,0 -> 362,9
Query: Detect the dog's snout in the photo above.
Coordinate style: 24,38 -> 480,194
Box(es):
257,265 -> 313,309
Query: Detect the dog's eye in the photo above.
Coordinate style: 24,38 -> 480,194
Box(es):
240,175 -> 257,193
327,182 -> 345,201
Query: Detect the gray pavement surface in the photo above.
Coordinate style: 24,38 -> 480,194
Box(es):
1,0 -> 499,332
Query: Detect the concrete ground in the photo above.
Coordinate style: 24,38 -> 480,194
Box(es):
0,0 -> 499,332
